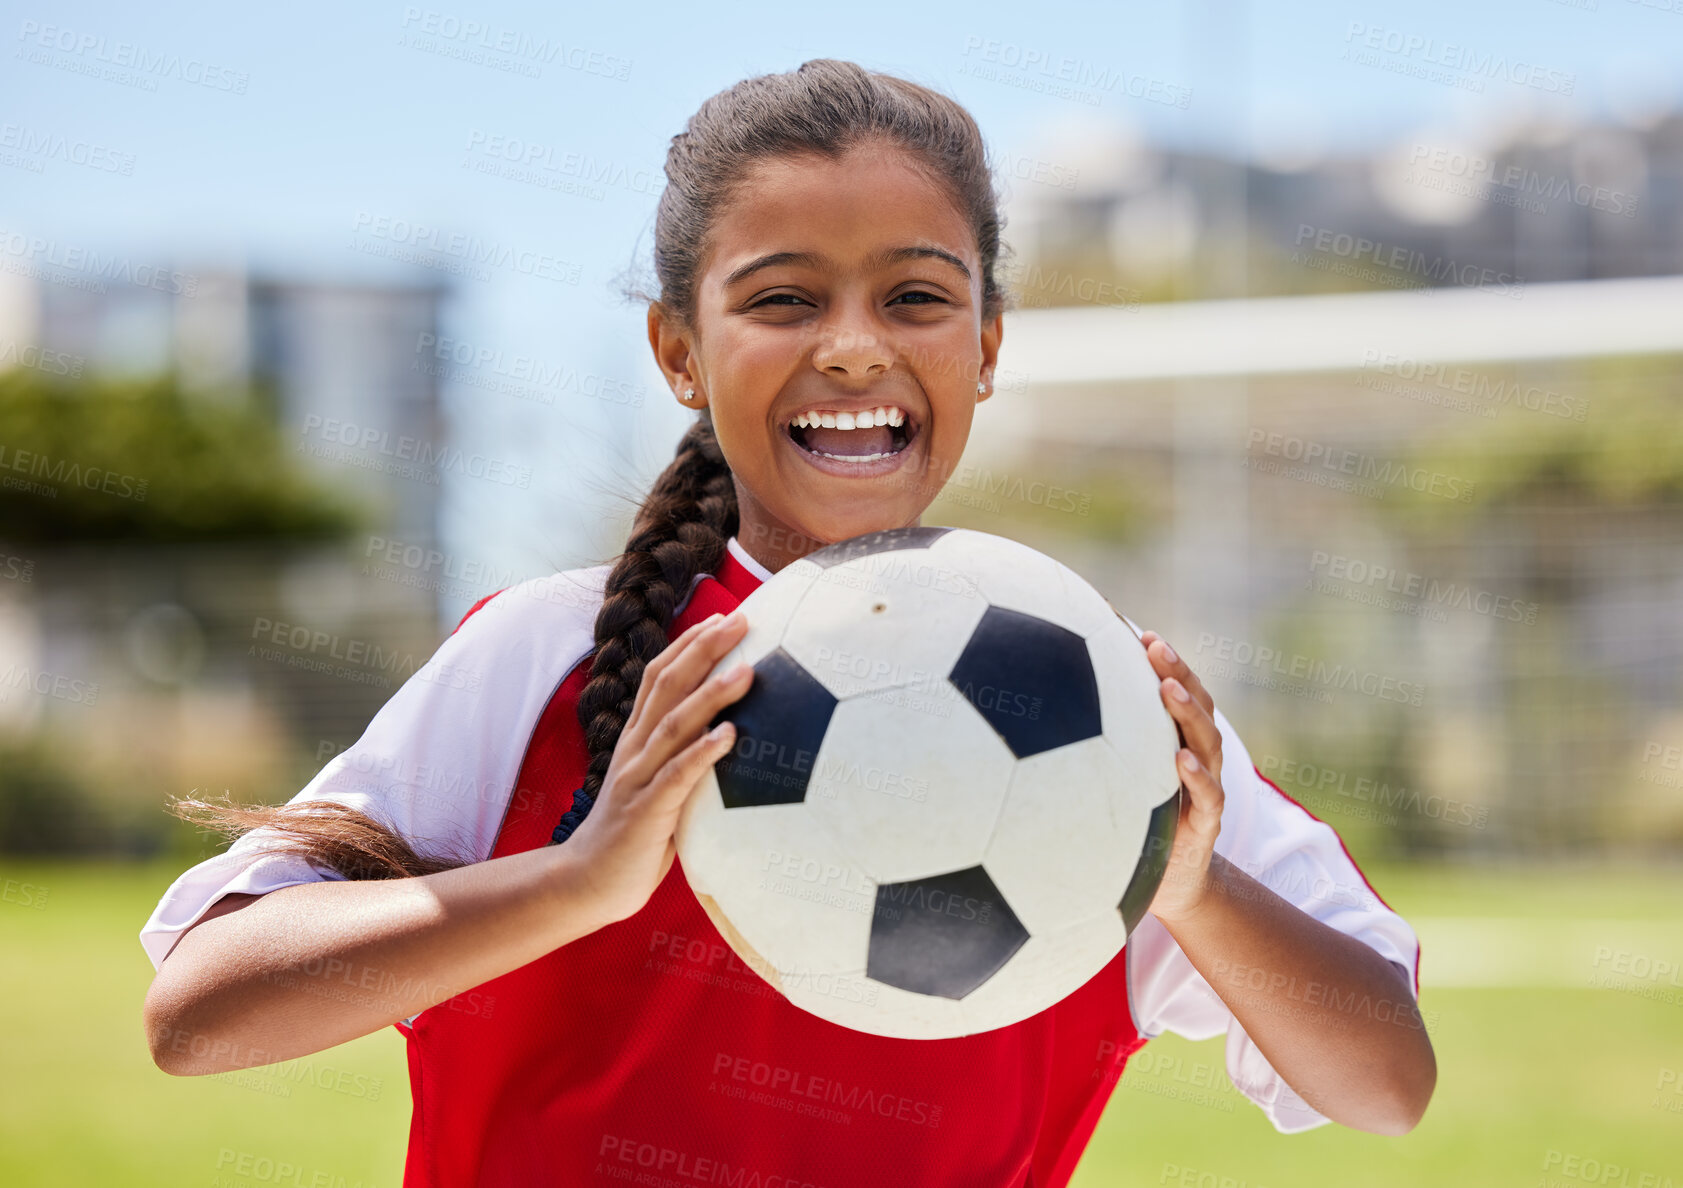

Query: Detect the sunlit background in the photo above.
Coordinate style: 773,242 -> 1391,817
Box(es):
2,1 -> 1681,1184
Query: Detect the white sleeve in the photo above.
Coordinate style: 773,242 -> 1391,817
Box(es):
137,568 -> 606,976
1124,703 -> 1421,1133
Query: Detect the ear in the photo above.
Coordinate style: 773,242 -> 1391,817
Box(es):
647,303 -> 705,408
976,310 -> 1003,403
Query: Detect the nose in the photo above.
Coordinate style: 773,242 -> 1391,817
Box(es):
811,305 -> 893,380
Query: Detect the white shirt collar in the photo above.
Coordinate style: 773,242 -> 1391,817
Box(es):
726,535 -> 774,583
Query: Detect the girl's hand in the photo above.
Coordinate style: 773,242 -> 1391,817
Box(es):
1136,629 -> 1227,926
564,610 -> 753,926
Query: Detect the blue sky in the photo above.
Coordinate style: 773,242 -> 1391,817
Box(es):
4,0 -> 1679,612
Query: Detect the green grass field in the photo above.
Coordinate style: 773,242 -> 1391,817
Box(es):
2,860 -> 1679,1187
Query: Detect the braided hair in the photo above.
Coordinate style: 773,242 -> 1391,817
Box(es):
168,59 -> 1007,877
550,412 -> 737,841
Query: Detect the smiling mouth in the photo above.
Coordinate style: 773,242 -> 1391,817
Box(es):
785,405 -> 917,464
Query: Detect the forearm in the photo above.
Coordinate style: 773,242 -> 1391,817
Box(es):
144,841 -> 613,1075
1157,853 -> 1436,1134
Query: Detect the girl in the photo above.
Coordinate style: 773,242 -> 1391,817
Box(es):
141,59 -> 1434,1187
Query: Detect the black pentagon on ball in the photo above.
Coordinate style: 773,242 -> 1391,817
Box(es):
867,865 -> 1029,1000
1118,789 -> 1181,934
947,605 -> 1102,758
804,525 -> 953,570
709,647 -> 836,808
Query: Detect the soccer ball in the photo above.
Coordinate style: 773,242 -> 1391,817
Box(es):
676,526 -> 1182,1040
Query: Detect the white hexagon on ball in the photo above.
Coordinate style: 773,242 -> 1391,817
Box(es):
806,682 -> 1013,883
981,735 -> 1152,934
782,552 -> 988,699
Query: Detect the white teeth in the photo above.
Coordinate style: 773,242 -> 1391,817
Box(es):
816,451 -> 890,462
787,406 -> 911,432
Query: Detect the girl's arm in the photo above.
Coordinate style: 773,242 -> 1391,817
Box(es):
1136,629 -> 1437,1136
1153,854 -> 1434,1134
144,841 -> 615,1075
145,610 -> 753,1077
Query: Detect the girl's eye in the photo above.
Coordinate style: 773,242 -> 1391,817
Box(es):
748,290 -> 948,310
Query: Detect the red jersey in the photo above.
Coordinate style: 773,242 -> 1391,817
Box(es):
142,538 -> 1422,1186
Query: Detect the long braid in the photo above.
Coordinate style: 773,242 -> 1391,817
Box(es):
551,414 -> 738,843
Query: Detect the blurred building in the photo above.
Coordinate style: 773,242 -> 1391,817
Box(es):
0,268 -> 457,849
980,274 -> 1683,857
1009,110 -> 1683,304
0,268 -> 448,550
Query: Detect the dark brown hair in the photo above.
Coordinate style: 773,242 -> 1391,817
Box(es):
168,58 -> 1009,879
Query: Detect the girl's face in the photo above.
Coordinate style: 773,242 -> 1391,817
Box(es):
649,140 -> 1003,573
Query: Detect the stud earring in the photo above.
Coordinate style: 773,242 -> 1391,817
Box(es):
682,388 -> 696,403
976,380 -> 987,394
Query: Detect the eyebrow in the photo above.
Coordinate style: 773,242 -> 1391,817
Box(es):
722,245 -> 972,289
